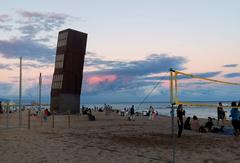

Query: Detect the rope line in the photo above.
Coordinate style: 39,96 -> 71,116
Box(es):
136,80 -> 161,111
175,70 -> 240,85
170,69 -> 240,108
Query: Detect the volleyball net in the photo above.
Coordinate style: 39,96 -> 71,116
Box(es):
170,69 -> 240,108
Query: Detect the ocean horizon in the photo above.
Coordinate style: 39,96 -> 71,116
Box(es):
3,100 -> 237,120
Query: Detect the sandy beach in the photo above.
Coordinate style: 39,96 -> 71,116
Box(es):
0,110 -> 240,163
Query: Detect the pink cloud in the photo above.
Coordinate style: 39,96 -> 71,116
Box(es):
87,75 -> 117,85
0,14 -> 10,22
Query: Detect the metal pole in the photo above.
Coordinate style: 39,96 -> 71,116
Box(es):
170,68 -> 174,104
170,68 -> 176,163
39,73 -> 42,111
40,111 -> 43,126
6,102 -> 9,129
52,113 -> 54,128
68,114 -> 70,128
171,105 -> 176,163
19,56 -> 22,127
28,109 -> 30,129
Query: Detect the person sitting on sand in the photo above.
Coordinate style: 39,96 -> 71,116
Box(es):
87,111 -> 96,121
205,117 -> 214,132
184,117 -> 191,130
191,115 -> 200,131
177,104 -> 185,137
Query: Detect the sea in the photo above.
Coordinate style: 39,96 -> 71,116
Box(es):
82,101 -> 236,120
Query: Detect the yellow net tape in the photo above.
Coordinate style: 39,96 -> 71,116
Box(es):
175,70 -> 240,85
174,71 -> 178,103
170,71 -> 174,104
176,101 -> 240,108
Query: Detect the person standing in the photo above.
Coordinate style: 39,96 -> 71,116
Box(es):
149,106 -> 154,120
230,102 -> 240,136
217,102 -> 225,126
177,104 -> 185,137
129,105 -> 135,121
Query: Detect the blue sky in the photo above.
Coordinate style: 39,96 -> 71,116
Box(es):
0,0 -> 239,103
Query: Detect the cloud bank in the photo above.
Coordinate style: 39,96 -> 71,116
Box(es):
222,64 -> 238,68
224,73 -> 240,78
82,53 -> 187,96
0,10 -> 71,62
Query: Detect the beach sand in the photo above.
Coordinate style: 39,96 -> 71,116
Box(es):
0,111 -> 240,163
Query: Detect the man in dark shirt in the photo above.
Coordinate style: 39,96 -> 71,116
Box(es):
177,104 -> 185,137
129,105 -> 135,121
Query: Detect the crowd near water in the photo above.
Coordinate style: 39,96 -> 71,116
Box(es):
82,101 -> 238,119
1,101 -> 240,136
1,101 -> 238,120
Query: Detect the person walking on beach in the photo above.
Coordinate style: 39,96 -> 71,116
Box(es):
230,102 -> 240,136
129,105 -> 135,121
177,104 -> 185,137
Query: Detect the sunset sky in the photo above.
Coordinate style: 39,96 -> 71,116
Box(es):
0,0 -> 239,103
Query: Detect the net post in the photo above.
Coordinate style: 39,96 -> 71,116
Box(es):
171,104 -> 176,163
170,68 -> 176,163
52,112 -> 55,128
170,68 -> 174,104
40,111 -> 43,126
6,102 -> 9,129
19,56 -> 22,127
68,112 -> 70,128
39,73 -> 42,113
28,109 -> 31,129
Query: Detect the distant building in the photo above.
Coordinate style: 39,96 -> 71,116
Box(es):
50,29 -> 88,113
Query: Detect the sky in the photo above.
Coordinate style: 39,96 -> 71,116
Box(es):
0,0 -> 239,104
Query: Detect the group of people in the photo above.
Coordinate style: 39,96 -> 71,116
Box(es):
148,106 -> 157,120
217,101 -> 240,136
177,104 -> 220,137
104,104 -> 113,116
177,101 -> 240,137
81,106 -> 95,121
120,105 -> 158,121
